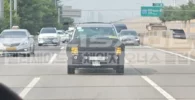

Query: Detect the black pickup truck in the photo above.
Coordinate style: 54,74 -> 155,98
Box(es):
66,23 -> 125,74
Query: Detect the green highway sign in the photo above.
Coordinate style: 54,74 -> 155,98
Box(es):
153,3 -> 164,7
141,6 -> 162,17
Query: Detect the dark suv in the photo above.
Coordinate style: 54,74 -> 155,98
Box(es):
66,23 -> 125,74
170,29 -> 186,39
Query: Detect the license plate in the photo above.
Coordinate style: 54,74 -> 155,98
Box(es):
44,39 -> 51,41
175,35 -> 180,37
127,41 -> 134,43
46,37 -> 54,38
89,57 -> 106,61
6,47 -> 16,51
92,61 -> 101,66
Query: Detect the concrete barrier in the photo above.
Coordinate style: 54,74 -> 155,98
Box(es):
143,30 -> 195,57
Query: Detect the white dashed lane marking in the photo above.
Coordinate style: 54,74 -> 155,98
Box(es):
19,77 -> 40,98
48,53 -> 58,64
141,76 -> 176,100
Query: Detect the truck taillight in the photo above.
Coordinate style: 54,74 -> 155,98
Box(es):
71,47 -> 78,55
115,47 -> 122,55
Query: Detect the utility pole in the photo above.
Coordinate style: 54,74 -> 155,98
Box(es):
58,7 -> 60,23
0,0 -> 4,18
14,0 -> 17,13
10,0 -> 12,28
173,0 -> 176,7
55,0 -> 57,8
56,0 -> 60,24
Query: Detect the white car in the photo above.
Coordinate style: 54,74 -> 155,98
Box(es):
66,30 -> 74,40
57,30 -> 70,43
38,27 -> 60,46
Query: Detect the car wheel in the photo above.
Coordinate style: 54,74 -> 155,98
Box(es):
68,65 -> 75,74
116,65 -> 124,74
54,44 -> 58,46
135,43 -> 140,46
23,53 -> 30,57
38,44 -> 42,46
13,53 -> 19,57
27,53 -> 31,57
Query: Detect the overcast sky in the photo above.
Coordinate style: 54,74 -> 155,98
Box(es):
60,0 -> 189,22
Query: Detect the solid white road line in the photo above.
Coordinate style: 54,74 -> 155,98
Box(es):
61,46 -> 65,50
19,77 -> 40,98
144,46 -> 195,62
48,53 -> 58,64
141,76 -> 176,100
143,45 -> 152,48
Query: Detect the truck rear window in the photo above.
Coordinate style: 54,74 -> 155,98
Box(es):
114,24 -> 127,33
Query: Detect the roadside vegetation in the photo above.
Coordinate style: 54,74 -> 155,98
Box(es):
0,0 -> 74,35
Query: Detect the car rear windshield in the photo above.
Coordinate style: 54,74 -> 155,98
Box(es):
74,27 -> 117,38
120,31 -> 137,36
0,31 -> 27,38
115,25 -> 127,33
172,29 -> 185,34
41,28 -> 56,33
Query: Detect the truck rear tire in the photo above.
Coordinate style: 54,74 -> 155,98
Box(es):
68,65 -> 75,74
116,65 -> 124,74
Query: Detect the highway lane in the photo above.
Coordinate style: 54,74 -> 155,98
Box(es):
0,44 -> 64,65
0,43 -> 65,94
0,45 -> 195,100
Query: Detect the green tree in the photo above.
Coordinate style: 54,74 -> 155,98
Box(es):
0,0 -> 10,32
18,0 -> 48,35
61,17 -> 74,30
159,6 -> 181,22
159,1 -> 195,23
0,0 -> 74,34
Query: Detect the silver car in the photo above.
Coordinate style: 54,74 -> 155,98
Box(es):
0,29 -> 35,57
119,30 -> 140,45
57,30 -> 70,43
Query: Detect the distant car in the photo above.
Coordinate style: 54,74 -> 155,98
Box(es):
38,27 -> 60,46
0,29 -> 35,57
68,27 -> 75,31
57,30 -> 70,43
113,23 -> 128,34
66,30 -> 74,40
66,23 -> 125,74
119,30 -> 140,45
12,26 -> 20,29
170,29 -> 186,39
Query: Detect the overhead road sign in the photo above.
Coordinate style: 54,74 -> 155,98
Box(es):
153,3 -> 164,7
63,6 -> 72,10
141,6 -> 162,17
62,9 -> 82,17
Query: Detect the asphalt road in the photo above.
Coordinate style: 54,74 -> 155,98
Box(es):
1,43 -> 195,100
